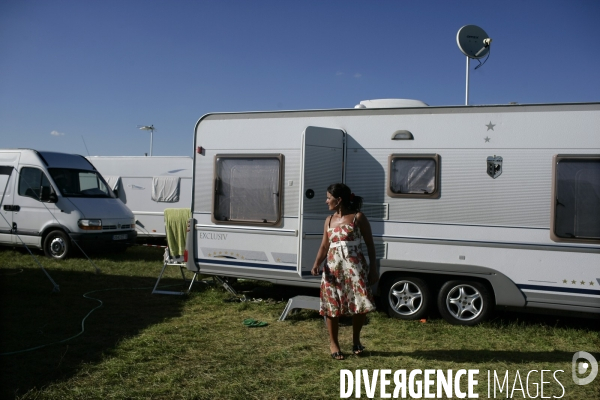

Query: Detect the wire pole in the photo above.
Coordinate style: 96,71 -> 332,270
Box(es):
465,56 -> 470,106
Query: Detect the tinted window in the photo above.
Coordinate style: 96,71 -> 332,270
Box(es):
554,158 -> 600,240
48,168 -> 112,198
18,167 -> 52,200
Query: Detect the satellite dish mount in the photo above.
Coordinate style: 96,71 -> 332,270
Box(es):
456,25 -> 492,105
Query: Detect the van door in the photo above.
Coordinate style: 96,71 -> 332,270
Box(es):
12,166 -> 58,247
298,126 -> 345,278
0,165 -> 16,245
0,151 -> 20,246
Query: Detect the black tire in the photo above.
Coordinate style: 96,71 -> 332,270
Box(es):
437,280 -> 492,326
383,276 -> 430,320
43,230 -> 71,260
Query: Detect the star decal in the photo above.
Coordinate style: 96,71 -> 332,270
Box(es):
486,122 -> 495,131
563,279 -> 567,283
591,282 -> 595,286
581,281 -> 585,285
484,136 -> 491,143
572,280 -> 576,284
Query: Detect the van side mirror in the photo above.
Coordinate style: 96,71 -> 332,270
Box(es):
40,186 -> 58,203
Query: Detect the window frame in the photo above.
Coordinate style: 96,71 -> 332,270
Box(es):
550,154 -> 600,244
387,153 -> 441,199
211,153 -> 284,226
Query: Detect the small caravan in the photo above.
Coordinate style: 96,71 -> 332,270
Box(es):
86,156 -> 193,238
185,100 -> 600,324
0,149 -> 136,259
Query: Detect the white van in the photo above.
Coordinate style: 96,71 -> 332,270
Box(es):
0,149 -> 137,259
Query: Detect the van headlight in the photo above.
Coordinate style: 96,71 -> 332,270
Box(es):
78,219 -> 102,230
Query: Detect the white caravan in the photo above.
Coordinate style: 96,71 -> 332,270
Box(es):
0,149 -> 136,259
86,156 -> 193,238
184,101 -> 600,324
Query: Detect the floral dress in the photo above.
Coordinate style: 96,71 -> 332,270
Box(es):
319,214 -> 376,317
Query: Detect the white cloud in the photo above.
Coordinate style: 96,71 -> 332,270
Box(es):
335,71 -> 344,76
354,73 -> 362,78
51,130 -> 65,136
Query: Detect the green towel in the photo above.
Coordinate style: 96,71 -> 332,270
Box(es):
164,208 -> 191,257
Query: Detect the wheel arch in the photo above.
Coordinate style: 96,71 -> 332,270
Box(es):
41,224 -> 70,243
379,259 -> 526,308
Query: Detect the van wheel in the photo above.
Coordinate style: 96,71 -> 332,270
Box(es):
383,276 -> 430,320
43,230 -> 70,260
437,281 -> 491,326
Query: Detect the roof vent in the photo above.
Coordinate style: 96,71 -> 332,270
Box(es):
354,99 -> 428,109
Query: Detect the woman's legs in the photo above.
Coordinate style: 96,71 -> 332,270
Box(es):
326,316 -> 343,359
352,313 -> 367,353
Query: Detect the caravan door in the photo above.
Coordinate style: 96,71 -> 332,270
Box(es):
298,127 -> 345,278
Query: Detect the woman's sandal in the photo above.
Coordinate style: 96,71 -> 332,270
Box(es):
331,351 -> 345,360
352,344 -> 365,355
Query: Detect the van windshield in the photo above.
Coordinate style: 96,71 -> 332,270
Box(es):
48,168 -> 113,198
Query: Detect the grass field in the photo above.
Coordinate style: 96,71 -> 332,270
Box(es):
1,246 -> 598,399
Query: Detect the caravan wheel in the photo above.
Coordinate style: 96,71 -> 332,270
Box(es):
43,230 -> 71,260
437,281 -> 491,326
383,276 -> 430,320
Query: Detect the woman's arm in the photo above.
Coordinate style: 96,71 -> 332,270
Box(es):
311,217 -> 331,276
356,212 -> 379,284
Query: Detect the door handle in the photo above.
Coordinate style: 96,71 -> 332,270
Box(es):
3,205 -> 20,211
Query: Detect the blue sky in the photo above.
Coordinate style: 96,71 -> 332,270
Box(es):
1,0 -> 599,157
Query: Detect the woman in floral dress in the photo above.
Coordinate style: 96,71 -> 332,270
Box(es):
311,183 -> 378,360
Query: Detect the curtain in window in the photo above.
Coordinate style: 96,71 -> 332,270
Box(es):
215,157 -> 279,222
390,159 -> 436,194
556,160 -> 600,239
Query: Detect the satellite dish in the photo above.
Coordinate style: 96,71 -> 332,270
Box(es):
456,25 -> 492,59
457,25 -> 492,105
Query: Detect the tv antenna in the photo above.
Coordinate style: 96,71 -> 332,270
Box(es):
457,25 -> 492,105
137,125 -> 156,156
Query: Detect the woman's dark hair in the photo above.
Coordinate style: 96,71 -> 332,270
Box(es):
327,183 -> 363,212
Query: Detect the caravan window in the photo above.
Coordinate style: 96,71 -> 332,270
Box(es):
18,167 -> 52,201
388,154 -> 440,198
212,154 -> 283,225
551,155 -> 600,243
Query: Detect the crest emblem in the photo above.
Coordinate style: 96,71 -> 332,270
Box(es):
487,155 -> 502,179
